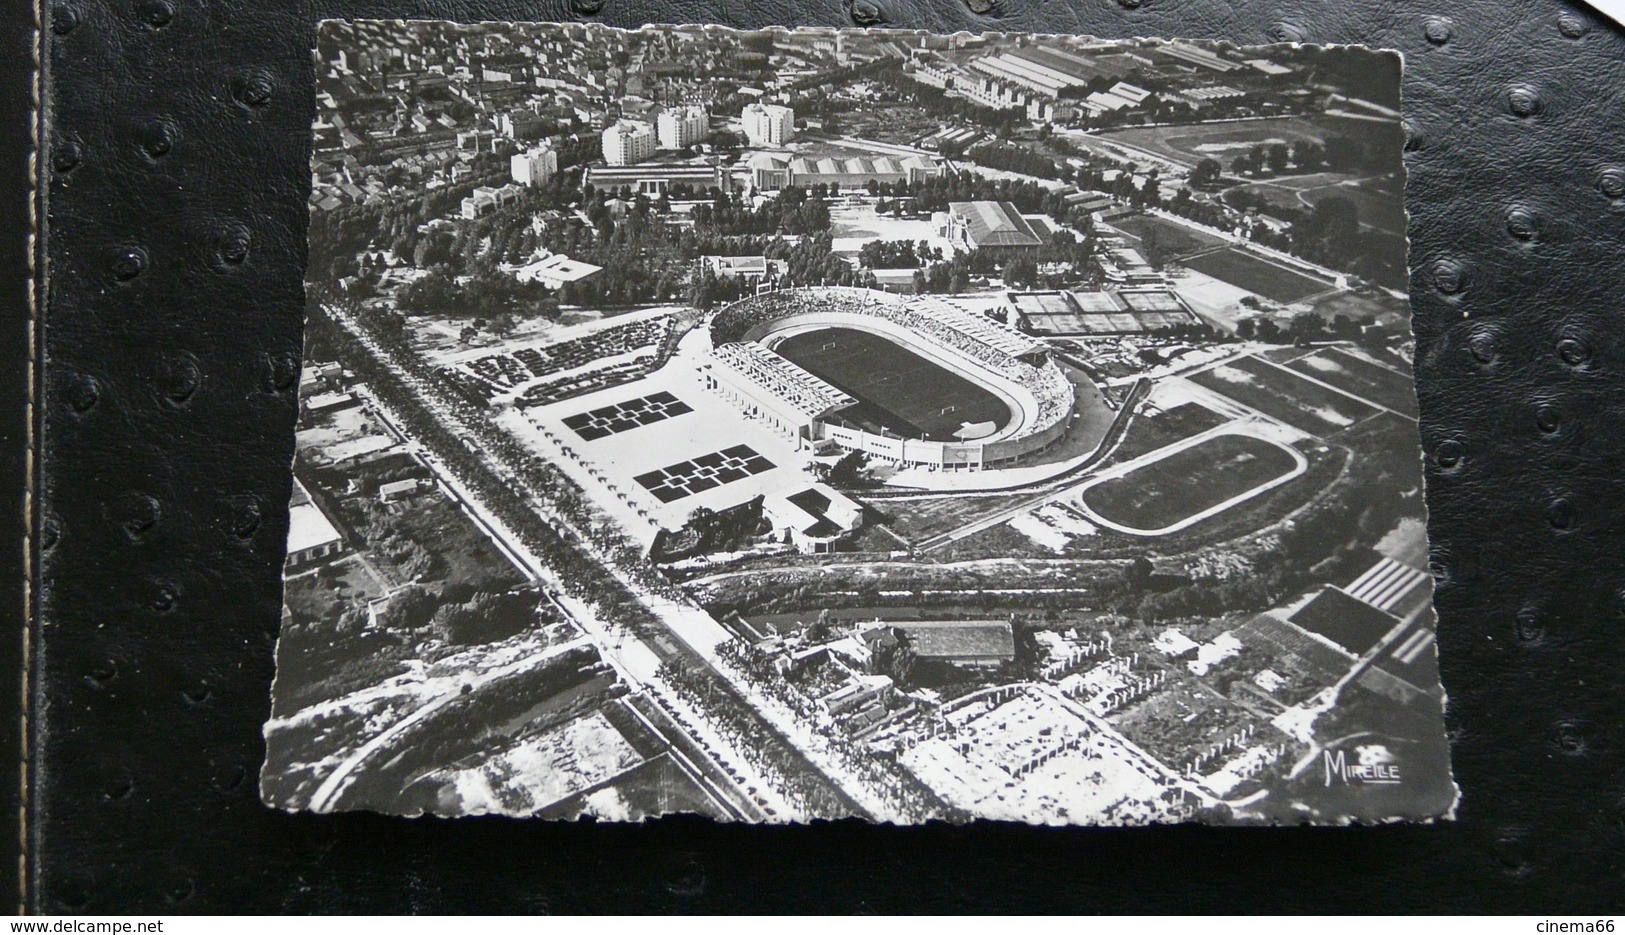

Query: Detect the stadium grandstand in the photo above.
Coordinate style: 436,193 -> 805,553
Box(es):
704,287 -> 1077,470
702,341 -> 859,441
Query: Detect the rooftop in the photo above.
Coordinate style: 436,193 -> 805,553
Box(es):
891,620 -> 1015,661
947,201 -> 1049,249
287,498 -> 342,555
1289,586 -> 1400,656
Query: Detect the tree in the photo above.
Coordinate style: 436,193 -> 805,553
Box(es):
806,609 -> 835,643
828,451 -> 873,488
1247,145 -> 1267,175
1288,311 -> 1327,345
1001,256 -> 1038,288
1290,139 -> 1324,171
1266,143 -> 1291,175
1191,157 -> 1222,187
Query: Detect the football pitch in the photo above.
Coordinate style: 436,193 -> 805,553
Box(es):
1188,355 -> 1382,436
1098,115 -> 1379,168
1180,248 -> 1335,304
774,327 -> 1013,441
1283,348 -> 1418,418
1079,433 -> 1301,533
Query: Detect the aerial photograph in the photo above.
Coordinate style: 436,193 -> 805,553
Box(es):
265,21 -> 1455,825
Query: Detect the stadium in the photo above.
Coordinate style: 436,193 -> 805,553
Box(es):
702,287 -> 1081,471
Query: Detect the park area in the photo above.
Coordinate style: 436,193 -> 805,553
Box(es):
1188,355 -> 1381,437
1077,432 -> 1302,534
1232,172 -> 1406,239
276,448 -> 534,715
1180,248 -> 1334,304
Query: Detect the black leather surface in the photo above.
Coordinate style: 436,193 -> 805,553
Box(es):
28,0 -> 1625,914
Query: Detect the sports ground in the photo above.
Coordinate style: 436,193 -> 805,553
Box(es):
1282,348 -> 1417,418
1097,115 -> 1381,169
774,327 -> 1013,441
1188,355 -> 1381,437
1079,433 -> 1302,533
1105,214 -> 1335,305
1180,248 -> 1334,304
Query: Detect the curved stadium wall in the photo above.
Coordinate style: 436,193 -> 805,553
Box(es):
710,288 -> 1076,470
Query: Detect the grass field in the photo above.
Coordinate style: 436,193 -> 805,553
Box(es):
1307,290 -> 1411,324
1230,172 -> 1407,236
1299,178 -> 1408,238
1189,355 -> 1381,436
1108,401 -> 1231,466
1284,348 -> 1418,417
775,327 -> 1012,441
1099,115 -> 1383,169
1180,248 -> 1334,304
1107,214 -> 1231,258
1080,433 -> 1300,532
877,494 -> 1020,542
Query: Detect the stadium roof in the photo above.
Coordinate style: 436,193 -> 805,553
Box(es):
909,294 -> 1047,357
708,342 -> 856,423
947,201 -> 1050,249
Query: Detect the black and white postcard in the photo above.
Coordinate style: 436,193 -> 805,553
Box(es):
265,21 -> 1455,824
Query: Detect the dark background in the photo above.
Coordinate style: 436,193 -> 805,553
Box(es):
16,0 -> 1625,914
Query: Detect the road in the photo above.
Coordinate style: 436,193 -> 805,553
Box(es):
307,637 -> 594,813
912,377 -> 1152,551
320,302 -> 879,820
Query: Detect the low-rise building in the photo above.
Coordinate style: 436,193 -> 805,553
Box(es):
583,162 -> 734,198
378,478 -> 432,503
890,619 -> 1016,670
747,153 -> 944,192
286,478 -> 345,568
763,483 -> 864,554
938,201 -> 1054,252
515,252 -> 603,289
701,255 -> 785,287
460,182 -> 523,219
